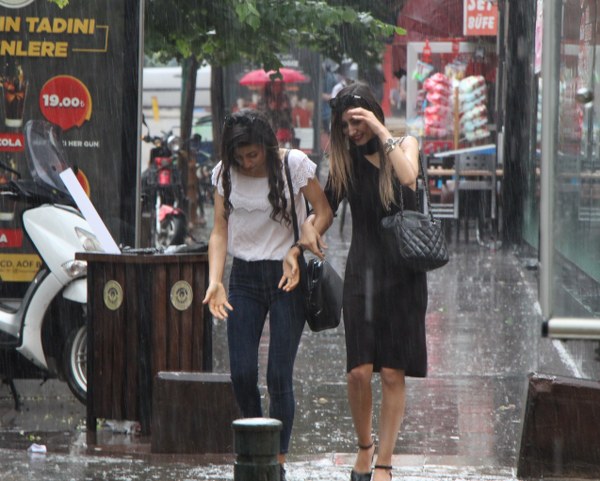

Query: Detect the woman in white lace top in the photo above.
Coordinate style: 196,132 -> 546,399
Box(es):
203,109 -> 332,479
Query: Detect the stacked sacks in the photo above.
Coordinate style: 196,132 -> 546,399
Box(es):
459,75 -> 490,142
423,73 -> 452,138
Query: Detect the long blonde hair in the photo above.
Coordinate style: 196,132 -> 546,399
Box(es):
328,82 -> 397,209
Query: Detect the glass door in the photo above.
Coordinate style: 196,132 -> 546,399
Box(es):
541,0 -> 600,339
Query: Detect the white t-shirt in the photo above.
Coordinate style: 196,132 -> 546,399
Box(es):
212,149 -> 316,261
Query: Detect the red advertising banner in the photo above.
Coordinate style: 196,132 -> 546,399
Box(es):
463,0 -> 499,36
0,0 -> 141,284
0,132 -> 23,151
0,228 -> 23,247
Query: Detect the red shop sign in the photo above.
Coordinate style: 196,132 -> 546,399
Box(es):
463,0 -> 499,36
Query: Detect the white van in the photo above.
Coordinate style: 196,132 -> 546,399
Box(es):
142,64 -> 211,109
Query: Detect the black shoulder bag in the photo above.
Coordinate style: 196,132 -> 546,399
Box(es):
283,150 -> 343,332
380,152 -> 449,272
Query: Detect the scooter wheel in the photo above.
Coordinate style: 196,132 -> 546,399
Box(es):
63,325 -> 87,405
156,214 -> 186,248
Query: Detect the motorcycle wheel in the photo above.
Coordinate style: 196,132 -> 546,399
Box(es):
63,325 -> 87,404
155,214 -> 186,248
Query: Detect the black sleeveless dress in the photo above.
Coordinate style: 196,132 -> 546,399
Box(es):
326,151 -> 428,377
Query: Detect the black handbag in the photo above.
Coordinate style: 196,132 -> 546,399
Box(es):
304,257 -> 343,332
283,151 -> 343,332
380,153 -> 449,272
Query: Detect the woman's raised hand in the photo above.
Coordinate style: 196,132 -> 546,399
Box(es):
347,107 -> 386,136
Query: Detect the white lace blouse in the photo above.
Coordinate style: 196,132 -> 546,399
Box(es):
211,149 -> 317,261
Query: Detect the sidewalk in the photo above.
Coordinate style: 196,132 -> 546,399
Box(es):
1,207 -> 570,480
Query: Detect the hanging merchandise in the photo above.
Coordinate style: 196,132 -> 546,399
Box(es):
422,38 -> 432,64
458,75 -> 490,142
413,60 -> 434,83
451,38 -> 460,61
412,39 -> 434,82
464,128 -> 490,142
423,72 -> 452,138
445,59 -> 468,82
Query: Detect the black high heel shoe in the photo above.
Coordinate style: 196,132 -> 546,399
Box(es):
350,438 -> 375,481
373,464 -> 392,480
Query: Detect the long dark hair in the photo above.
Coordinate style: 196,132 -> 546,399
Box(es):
218,108 -> 290,224
329,82 -> 396,209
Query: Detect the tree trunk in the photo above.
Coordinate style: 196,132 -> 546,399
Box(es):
181,56 -> 199,226
211,65 -> 225,158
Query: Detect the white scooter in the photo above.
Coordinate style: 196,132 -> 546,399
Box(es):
0,120 -> 103,406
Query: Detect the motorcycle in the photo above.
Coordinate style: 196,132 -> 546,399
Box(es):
0,120 -> 104,406
141,125 -> 187,248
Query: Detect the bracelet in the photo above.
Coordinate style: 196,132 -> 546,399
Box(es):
291,241 -> 304,253
384,137 -> 399,155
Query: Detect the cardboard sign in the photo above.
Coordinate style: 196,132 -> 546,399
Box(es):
463,0 -> 499,36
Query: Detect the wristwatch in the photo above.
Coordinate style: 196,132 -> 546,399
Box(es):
384,137 -> 399,155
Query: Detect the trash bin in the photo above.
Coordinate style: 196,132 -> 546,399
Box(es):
77,252 -> 211,437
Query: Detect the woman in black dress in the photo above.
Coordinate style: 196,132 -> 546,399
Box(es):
326,83 -> 428,481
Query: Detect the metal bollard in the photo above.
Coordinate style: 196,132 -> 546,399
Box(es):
232,417 -> 282,481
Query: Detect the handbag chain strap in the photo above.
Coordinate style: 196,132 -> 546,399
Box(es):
397,150 -> 435,221
282,149 -> 300,242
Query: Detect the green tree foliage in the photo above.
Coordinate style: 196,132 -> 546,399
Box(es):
145,0 -> 403,71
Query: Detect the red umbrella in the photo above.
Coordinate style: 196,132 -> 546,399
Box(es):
239,67 -> 309,86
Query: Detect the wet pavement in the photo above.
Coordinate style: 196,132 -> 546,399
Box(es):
0,198 -> 583,480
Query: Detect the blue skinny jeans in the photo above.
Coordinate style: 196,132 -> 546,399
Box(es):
227,257 -> 306,454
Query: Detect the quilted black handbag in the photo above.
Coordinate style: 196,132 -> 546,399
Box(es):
380,154 -> 449,272
283,151 -> 343,332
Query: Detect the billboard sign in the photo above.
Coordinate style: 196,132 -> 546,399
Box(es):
0,0 -> 140,284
